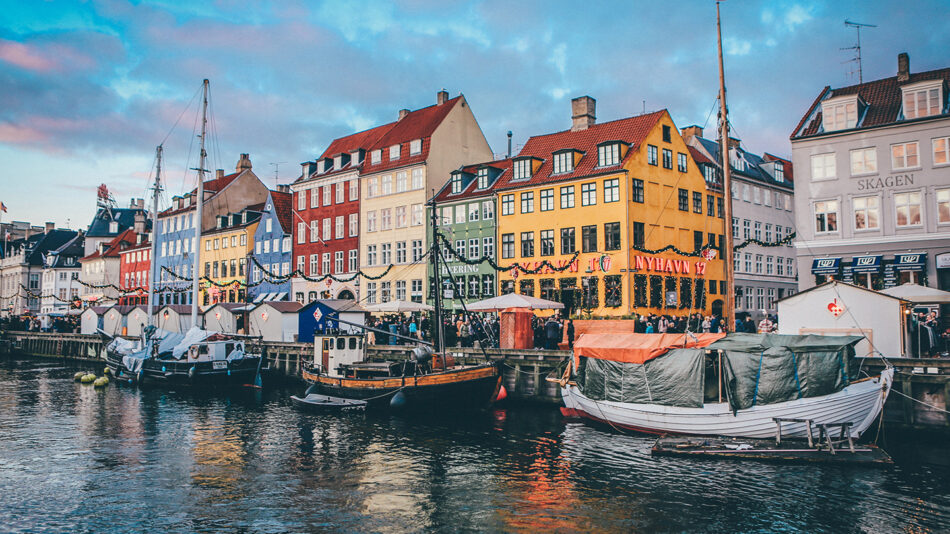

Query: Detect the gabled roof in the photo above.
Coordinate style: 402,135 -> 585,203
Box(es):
81,228 -> 140,261
432,159 -> 513,204
304,299 -> 368,313
691,136 -> 792,190
268,191 -> 294,233
297,122 -> 398,184
159,169 -> 246,217
360,96 -> 462,174
45,232 -> 85,268
791,66 -> 950,139
775,280 -> 907,305
6,230 -> 80,265
259,301 -> 303,313
495,111 -> 664,190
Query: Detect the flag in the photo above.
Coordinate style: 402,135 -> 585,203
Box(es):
0,202 -> 6,213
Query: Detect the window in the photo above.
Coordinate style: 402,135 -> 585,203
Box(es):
336,182 -> 345,203
822,98 -> 858,131
395,206 -> 407,228
482,274 -> 494,297
482,201 -> 493,220
938,189 -> 950,224
647,145 -> 658,166
678,188 -> 689,211
561,227 -> 575,254
335,216 -> 344,238
598,143 -> 620,166
411,279 -> 423,302
309,254 -> 319,275
412,204 -> 423,226
349,213 -> 358,236
763,189 -> 772,207
707,194 -> 715,216
371,149 -> 381,164
677,152 -> 687,172
811,153 -> 836,181
662,124 -> 672,142
483,237 -> 494,258
553,151 -> 574,174
411,240 -> 423,262
380,281 -> 391,303
742,219 -> 750,239
604,222 -> 620,250
582,225 -> 597,253
321,218 -> 330,240
395,280 -> 406,301
395,171 -> 407,193
692,191 -> 702,213
934,137 -> 950,166
814,200 -> 839,233
891,142 -> 919,170
380,243 -> 391,265
693,230 -> 703,252
753,186 -> 761,204
389,144 -> 400,160
411,168 -> 424,189
501,194 -> 514,216
894,191 -> 922,227
775,161 -> 785,182
349,179 -> 358,200
754,221 -> 762,240
520,192 -> 534,213
410,139 -> 422,155
455,205 -> 465,224
367,177 -> 378,198
322,253 -> 331,274
455,239 -> 466,260
468,238 -> 479,259
850,147 -> 877,175
631,178 -> 644,203
755,254 -> 763,274
513,158 -> 532,180
323,185 -> 331,205
777,258 -> 784,276
501,233 -> 515,259
744,253 -> 752,273
334,251 -> 344,273
540,189 -> 554,211
366,211 -> 377,232
765,223 -> 772,242
396,241 -> 407,264
560,186 -> 575,209
477,168 -> 489,190
539,230 -> 554,256
581,183 -> 596,206
787,258 -> 794,277
662,149 -> 673,169
766,256 -> 773,275
366,245 -> 377,266
380,209 -> 392,230
633,222 -> 644,248
704,165 -> 717,183
853,196 -> 880,230
381,175 -> 392,195
450,174 -> 462,194
366,282 -> 377,305
903,84 -> 941,119
520,232 -> 534,257
297,191 -> 306,210
604,179 -> 619,203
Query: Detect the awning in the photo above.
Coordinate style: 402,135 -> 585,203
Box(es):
893,252 -> 927,272
811,257 -> 841,274
273,292 -> 288,301
253,293 -> 267,303
850,255 -> 883,274
573,332 -> 725,366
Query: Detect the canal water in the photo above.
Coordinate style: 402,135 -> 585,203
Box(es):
2,356 -> 949,533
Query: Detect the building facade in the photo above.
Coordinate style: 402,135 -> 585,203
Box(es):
199,207 -> 260,305
40,232 -> 84,314
790,53 -> 950,293
118,238 -> 151,306
683,127 -> 797,320
495,97 -> 726,318
428,160 -> 509,312
249,189 -> 293,302
79,227 -> 144,305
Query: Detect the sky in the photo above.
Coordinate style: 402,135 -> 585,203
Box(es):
1,0 -> 948,230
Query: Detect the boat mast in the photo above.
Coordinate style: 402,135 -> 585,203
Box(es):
190,79 -> 209,327
429,195 -> 444,353
717,2 -> 736,332
146,145 -> 163,327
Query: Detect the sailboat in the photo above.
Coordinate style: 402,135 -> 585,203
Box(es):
104,80 -> 264,386
554,4 -> 893,439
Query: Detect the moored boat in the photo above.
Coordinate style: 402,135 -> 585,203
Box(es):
290,392 -> 367,412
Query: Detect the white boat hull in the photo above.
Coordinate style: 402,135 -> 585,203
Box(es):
561,368 -> 893,439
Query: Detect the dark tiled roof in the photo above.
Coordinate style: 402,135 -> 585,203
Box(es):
86,207 -> 144,237
432,159 -> 512,204
269,191 -> 294,233
495,111 -> 664,190
692,137 -> 792,190
792,67 -> 950,139
45,232 -> 85,268
360,97 -> 462,175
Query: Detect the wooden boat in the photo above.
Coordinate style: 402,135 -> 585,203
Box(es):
290,392 -> 367,412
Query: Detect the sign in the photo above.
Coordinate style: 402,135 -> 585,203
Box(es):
811,257 -> 841,275
212,361 -> 227,370
633,255 -> 707,275
893,253 -> 926,272
827,298 -> 846,318
856,173 -> 914,191
443,289 -> 454,299
665,291 -> 678,307
440,264 -> 481,276
313,307 -> 323,322
850,255 -> 882,274
937,253 -> 950,270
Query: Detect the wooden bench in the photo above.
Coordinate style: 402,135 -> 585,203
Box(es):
815,422 -> 855,455
773,417 -> 815,447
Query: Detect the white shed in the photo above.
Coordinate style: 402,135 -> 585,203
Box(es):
154,305 -> 201,333
101,305 -> 139,337
203,302 -> 249,334
248,301 -> 302,342
80,306 -> 108,335
126,306 -> 150,337
777,280 -> 909,358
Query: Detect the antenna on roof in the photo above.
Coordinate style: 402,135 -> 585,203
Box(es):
269,162 -> 287,188
842,20 -> 876,84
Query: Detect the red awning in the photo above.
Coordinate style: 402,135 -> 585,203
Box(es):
574,332 -> 725,367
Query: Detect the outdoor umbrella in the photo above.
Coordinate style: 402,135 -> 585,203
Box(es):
465,293 -> 565,312
365,300 -> 434,313
880,283 -> 950,304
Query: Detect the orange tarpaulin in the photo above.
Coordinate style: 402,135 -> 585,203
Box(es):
573,332 -> 725,367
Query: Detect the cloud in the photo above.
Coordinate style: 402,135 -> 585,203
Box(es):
0,39 -> 56,71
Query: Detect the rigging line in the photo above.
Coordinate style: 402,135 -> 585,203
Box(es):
434,245 -> 496,360
160,83 -> 202,146
889,388 -> 950,415
702,96 -> 719,131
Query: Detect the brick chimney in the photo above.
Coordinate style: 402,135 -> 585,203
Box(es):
45,222 -> 55,233
897,52 -> 910,82
681,125 -> 704,139
437,90 -> 449,105
133,211 -> 145,234
571,96 -> 596,131
727,137 -> 741,150
398,108 -> 410,121
216,169 -> 224,179
276,184 -> 290,193
236,153 -> 252,171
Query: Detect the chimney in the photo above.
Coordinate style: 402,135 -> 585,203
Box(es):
236,153 -> 252,171
507,131 -> 513,158
398,108 -> 410,121
681,125 -> 704,139
216,169 -> 224,179
277,184 -> 290,193
133,211 -> 145,234
897,52 -> 910,82
437,89 -> 449,105
571,96 -> 596,131
727,137 -> 741,150
45,222 -> 55,233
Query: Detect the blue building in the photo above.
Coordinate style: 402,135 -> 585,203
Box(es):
249,188 -> 294,303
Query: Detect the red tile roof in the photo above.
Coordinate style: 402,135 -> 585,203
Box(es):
496,110 -> 665,190
792,67 -> 950,139
762,153 -> 794,182
432,159 -> 513,204
269,191 -> 294,233
298,122 -> 399,183
687,146 -> 716,166
159,170 -> 245,216
360,96 -> 462,174
81,228 -> 140,261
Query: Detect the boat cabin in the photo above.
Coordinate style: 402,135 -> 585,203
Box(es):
180,339 -> 246,363
313,334 -> 365,377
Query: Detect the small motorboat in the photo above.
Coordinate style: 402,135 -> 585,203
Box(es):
290,393 -> 367,412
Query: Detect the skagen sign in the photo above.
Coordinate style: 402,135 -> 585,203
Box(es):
856,173 -> 914,191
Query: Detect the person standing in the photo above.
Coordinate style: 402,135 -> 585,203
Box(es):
567,319 -> 575,349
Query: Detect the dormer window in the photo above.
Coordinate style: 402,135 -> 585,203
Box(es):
410,139 -> 422,155
109,221 -> 118,234
774,161 -> 785,182
334,155 -> 343,169
553,151 -> 574,174
513,158 -> 532,180
351,150 -> 362,165
371,150 -> 381,164
450,174 -> 462,194
597,143 -> 621,167
821,96 -> 859,131
477,168 -> 489,190
902,80 -> 942,119
389,144 -> 400,160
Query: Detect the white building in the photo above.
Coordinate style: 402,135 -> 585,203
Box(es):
40,233 -> 84,315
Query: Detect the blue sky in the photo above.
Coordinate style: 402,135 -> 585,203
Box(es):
1,0 -> 948,229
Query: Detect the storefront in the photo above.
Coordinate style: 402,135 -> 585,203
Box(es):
812,253 -> 929,289
937,252 -> 950,292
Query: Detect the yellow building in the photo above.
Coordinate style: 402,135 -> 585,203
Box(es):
496,97 -> 725,318
199,208 -> 260,305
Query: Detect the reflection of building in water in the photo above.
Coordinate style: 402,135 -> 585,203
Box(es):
190,416 -> 247,502
357,442 -> 429,521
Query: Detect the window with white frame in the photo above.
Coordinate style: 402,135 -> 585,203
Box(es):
647,145 -> 658,165
744,253 -> 752,273
483,236 -> 494,258
297,255 -> 304,273
454,205 -> 465,224
604,179 -> 619,203
468,203 -> 479,221
333,182 -> 343,203
469,238 -> 480,259
380,208 -> 392,230
310,188 -> 320,208
936,189 -> 950,224
787,258 -> 794,277
440,207 -> 451,226
850,147 -> 877,175
894,191 -> 922,227
521,192 -> 534,213
395,280 -> 406,301
742,184 -> 750,202
822,98 -> 858,131
396,171 -> 407,193
455,239 -> 466,259
310,220 -> 319,242
381,175 -> 392,195
322,253 -> 330,274
396,241 -> 406,264
763,189 -> 771,207
334,251 -> 343,273
410,139 -> 422,155
366,245 -> 377,266
309,254 -> 319,275
891,142 -> 919,170
774,161 -> 785,182
348,249 -> 358,272
450,174 -> 462,194
323,218 -> 331,239
283,237 -> 291,251
366,282 -> 377,304
367,177 -> 378,198
482,201 -> 493,220
297,191 -> 305,210
477,168 -> 489,189
323,185 -> 331,205
366,210 -> 377,232
349,179 -> 358,200
513,158 -> 531,180
677,152 -> 687,172
581,183 -> 596,206
395,206 -> 407,228
335,216 -> 344,238
411,279 -> 423,302
934,137 -> 950,166
381,243 -> 392,265
411,168 -> 424,189
389,144 -> 400,160
539,189 -> 554,211
560,185 -> 575,208
902,83 -> 941,119
501,194 -> 514,215
853,195 -> 880,230
411,240 -> 423,262
814,200 -> 839,233
598,143 -> 620,166
810,153 -> 836,181
553,151 -> 573,174
412,204 -> 423,226
349,213 -> 358,236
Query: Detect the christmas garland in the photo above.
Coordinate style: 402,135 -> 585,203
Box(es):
437,233 -> 580,274
733,231 -> 796,251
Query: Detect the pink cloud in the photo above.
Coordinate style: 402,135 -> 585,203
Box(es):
0,122 -> 48,144
0,39 -> 57,72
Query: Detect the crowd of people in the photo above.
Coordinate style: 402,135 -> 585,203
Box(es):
0,315 -> 79,333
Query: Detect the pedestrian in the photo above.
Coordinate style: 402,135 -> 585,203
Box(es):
567,319 -> 575,349
544,316 -> 560,350
645,322 -> 655,334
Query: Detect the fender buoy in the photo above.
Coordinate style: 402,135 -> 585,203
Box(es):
494,384 -> 508,403
188,366 -> 196,379
390,391 -> 407,409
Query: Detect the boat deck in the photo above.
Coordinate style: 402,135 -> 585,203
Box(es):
651,436 -> 893,466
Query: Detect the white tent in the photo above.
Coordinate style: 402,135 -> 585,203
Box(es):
465,293 -> 565,312
154,305 -> 201,333
80,306 -> 107,335
248,301 -> 302,342
364,300 -> 434,313
101,305 -> 139,337
880,283 -> 950,304
203,302 -> 249,333
126,306 -> 149,337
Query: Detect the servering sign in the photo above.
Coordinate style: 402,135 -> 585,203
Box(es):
811,257 -> 841,275
850,255 -> 882,274
893,252 -> 926,272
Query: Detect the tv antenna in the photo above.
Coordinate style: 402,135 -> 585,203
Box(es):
269,161 -> 287,187
842,20 -> 876,84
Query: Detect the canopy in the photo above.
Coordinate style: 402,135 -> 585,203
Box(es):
465,293 -> 565,312
707,333 -> 865,353
879,283 -> 950,304
573,332 -> 725,366
365,300 -> 434,313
